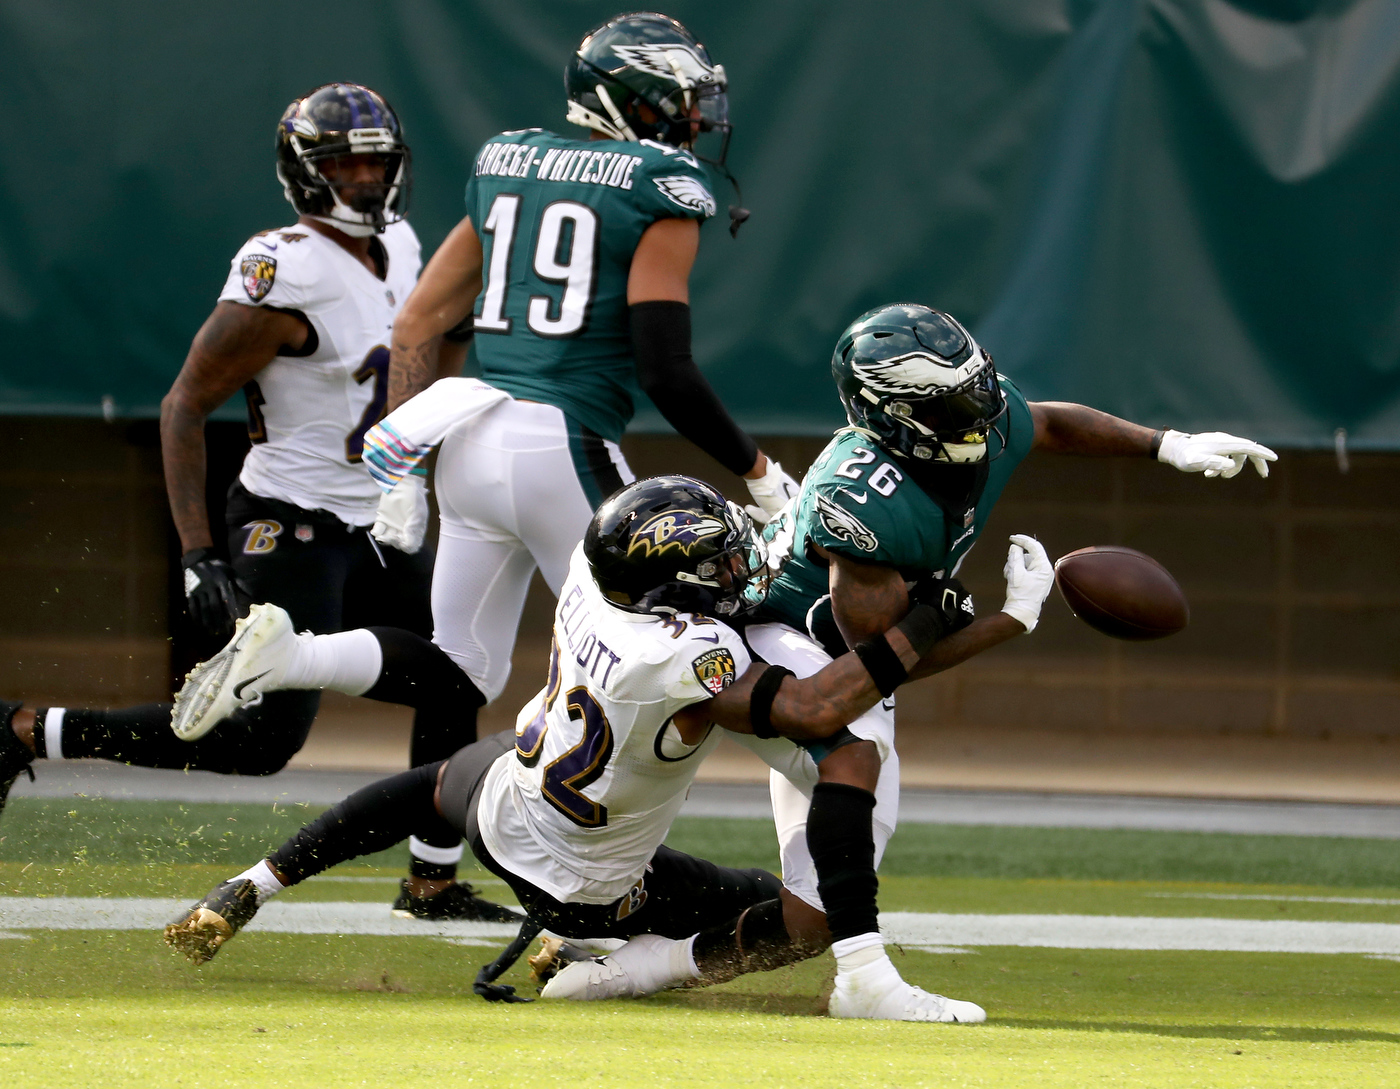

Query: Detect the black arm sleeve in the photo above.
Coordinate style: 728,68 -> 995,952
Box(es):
630,299 -> 758,477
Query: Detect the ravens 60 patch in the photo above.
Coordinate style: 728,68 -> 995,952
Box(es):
241,254 -> 277,302
691,647 -> 737,695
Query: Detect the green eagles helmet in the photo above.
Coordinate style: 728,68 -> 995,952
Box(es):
565,11 -> 731,165
832,303 -> 1007,465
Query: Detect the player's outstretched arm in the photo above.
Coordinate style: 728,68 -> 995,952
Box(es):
161,302 -> 308,636
628,217 -> 797,518
388,215 -> 483,410
1029,401 -> 1277,478
822,540 -> 1054,685
680,599 -> 967,742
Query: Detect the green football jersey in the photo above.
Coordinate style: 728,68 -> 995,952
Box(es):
753,378 -> 1035,644
464,129 -> 717,445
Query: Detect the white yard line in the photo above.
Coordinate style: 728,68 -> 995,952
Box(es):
0,898 -> 523,940
880,912 -> 1400,955
4,898 -> 1400,955
1146,892 -> 1400,906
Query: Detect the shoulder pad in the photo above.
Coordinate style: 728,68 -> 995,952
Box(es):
225,227 -> 324,307
638,139 -> 701,170
811,485 -> 881,554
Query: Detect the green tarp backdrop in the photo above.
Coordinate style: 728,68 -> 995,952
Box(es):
2,0 -> 1399,445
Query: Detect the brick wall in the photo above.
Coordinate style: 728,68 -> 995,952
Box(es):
2,419 -> 1395,738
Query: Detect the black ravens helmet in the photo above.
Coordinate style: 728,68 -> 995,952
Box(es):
276,83 -> 411,236
565,11 -> 731,166
584,475 -> 757,617
832,304 -> 1008,466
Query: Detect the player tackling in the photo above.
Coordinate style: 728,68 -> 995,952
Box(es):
537,302 -> 1277,1015
165,475 -> 1036,1022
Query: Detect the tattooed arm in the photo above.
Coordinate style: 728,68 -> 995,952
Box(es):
388,215 -> 484,410
1029,401 -> 1157,457
160,302 -> 307,552
676,623 -> 923,742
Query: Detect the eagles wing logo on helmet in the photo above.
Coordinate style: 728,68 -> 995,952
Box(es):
815,491 -> 878,553
628,511 -> 729,557
654,175 -> 716,216
240,255 -> 277,303
852,353 -> 982,398
612,42 -> 719,86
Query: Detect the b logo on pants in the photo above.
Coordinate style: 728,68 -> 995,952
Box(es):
242,520 -> 283,554
615,875 -> 648,922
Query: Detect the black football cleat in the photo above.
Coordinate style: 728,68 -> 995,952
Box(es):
164,878 -> 260,965
0,699 -> 36,821
391,879 -> 522,923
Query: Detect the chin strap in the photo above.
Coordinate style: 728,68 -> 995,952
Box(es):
711,160 -> 750,238
309,215 -> 380,238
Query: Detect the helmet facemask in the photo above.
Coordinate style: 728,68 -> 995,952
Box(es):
276,85 -> 411,236
586,480 -> 761,619
835,305 -> 1010,471
877,361 -> 1008,464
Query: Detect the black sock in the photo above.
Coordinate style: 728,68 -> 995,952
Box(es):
691,898 -> 811,982
49,694 -> 319,776
365,627 -> 485,763
408,856 -> 459,883
269,761 -> 450,885
806,782 -> 879,941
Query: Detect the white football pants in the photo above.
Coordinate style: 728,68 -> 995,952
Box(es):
735,621 -> 900,912
431,399 -> 632,702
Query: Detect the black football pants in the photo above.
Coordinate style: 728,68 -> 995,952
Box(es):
269,731 -> 782,939
51,482 -> 468,777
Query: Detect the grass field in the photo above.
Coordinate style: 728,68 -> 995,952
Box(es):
3,797 -> 1398,1087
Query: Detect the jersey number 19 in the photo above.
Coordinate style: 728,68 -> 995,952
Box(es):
475,193 -> 598,339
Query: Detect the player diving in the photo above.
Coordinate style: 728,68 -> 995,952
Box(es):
165,474 -> 1039,1023
529,303 -> 1278,1014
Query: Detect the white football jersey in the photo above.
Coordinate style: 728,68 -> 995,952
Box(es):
217,220 -> 422,525
478,545 -> 752,904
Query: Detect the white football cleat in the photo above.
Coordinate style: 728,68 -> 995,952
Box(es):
171,603 -> 301,741
539,933 -> 691,1000
829,954 -> 986,1023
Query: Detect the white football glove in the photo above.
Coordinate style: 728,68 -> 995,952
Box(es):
1157,429 -> 1277,479
745,458 -> 800,525
1001,534 -> 1054,633
370,474 -> 430,554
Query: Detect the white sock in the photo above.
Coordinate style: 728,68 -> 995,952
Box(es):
833,931 -> 886,972
408,836 -> 463,866
280,629 -> 383,695
235,860 -> 287,905
679,934 -> 701,980
43,708 -> 66,761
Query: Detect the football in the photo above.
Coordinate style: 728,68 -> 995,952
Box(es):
1053,546 -> 1189,640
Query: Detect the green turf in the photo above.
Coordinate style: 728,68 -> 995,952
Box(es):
4,797 -> 1400,1086
3,931 -> 1398,1088
5,797 -> 1400,888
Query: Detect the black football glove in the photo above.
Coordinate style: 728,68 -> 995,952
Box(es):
181,548 -> 246,639
908,575 -> 975,637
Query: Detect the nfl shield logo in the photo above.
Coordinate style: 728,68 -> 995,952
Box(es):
295,524 -> 314,543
